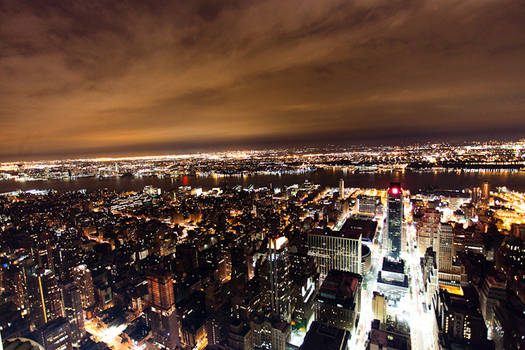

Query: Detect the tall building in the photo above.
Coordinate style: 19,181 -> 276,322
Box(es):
386,183 -> 403,259
438,223 -> 454,273
482,181 -> 490,200
72,265 -> 95,311
436,288 -> 490,348
420,248 -> 438,309
357,195 -> 380,215
314,270 -> 362,333
147,270 -> 180,349
308,229 -> 362,282
26,265 -> 64,329
372,292 -> 387,323
262,236 -> 291,323
62,283 -> 85,345
38,317 -> 73,350
417,208 -> 441,256
339,178 -> 345,200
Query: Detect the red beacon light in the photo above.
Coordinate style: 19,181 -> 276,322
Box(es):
390,187 -> 400,195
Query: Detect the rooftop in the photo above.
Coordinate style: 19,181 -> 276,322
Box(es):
299,321 -> 349,350
317,270 -> 362,308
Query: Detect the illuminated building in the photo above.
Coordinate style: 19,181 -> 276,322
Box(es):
226,319 -> 253,350
417,208 -> 441,256
288,249 -> 318,333
299,321 -> 349,350
339,178 -> 344,200
361,244 -> 372,275
2,266 -> 28,314
38,317 -> 72,350
147,270 -> 180,349
261,236 -> 291,323
72,265 -> 95,311
376,258 -> 408,303
61,284 -> 85,344
251,318 -> 290,350
478,275 -> 506,338
94,281 -> 113,311
436,288 -> 489,348
482,181 -> 490,200
314,269 -> 361,333
307,228 -> 362,282
420,248 -> 438,309
386,183 -> 403,259
372,292 -> 387,324
438,223 -> 454,273
357,195 -> 380,215
26,265 -> 64,329
493,294 -> 525,350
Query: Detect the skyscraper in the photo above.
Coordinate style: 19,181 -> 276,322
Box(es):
62,283 -> 85,345
308,229 -> 362,282
26,265 -> 64,329
438,223 -> 454,273
147,270 -> 180,349
482,181 -> 490,200
263,236 -> 292,323
386,183 -> 403,259
417,208 -> 441,256
339,178 -> 345,200
72,265 -> 95,311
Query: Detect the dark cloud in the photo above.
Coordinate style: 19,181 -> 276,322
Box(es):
0,0 -> 524,160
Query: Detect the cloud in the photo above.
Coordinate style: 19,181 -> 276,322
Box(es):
0,0 -> 524,160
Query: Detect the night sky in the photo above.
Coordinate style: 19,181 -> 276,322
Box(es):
1,0 -> 524,160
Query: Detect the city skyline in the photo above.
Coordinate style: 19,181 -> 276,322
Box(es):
1,0 -> 525,160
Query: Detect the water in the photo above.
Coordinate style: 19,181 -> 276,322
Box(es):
1,169 -> 524,193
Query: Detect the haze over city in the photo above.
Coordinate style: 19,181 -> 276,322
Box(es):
1,0 -> 525,160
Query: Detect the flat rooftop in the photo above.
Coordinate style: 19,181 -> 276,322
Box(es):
317,269 -> 362,308
299,321 -> 349,350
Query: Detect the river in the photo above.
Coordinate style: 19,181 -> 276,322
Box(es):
1,169 -> 524,194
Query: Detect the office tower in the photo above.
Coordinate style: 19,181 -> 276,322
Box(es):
478,275 -> 506,338
377,258 -> 409,304
299,321 -> 350,350
147,271 -> 180,349
176,243 -> 199,273
438,223 -> 454,273
420,248 -> 438,309
3,265 -> 28,314
251,318 -> 290,350
226,319 -> 253,350
62,284 -> 85,344
417,208 -> 441,256
38,318 -> 72,350
307,229 -> 362,282
386,183 -> 403,259
231,246 -> 250,289
339,178 -> 345,200
72,265 -> 95,311
314,270 -> 362,333
372,291 -> 387,323
357,195 -> 379,215
436,288 -> 489,347
261,236 -> 291,323
289,250 -> 318,333
482,181 -> 490,200
26,265 -> 64,329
